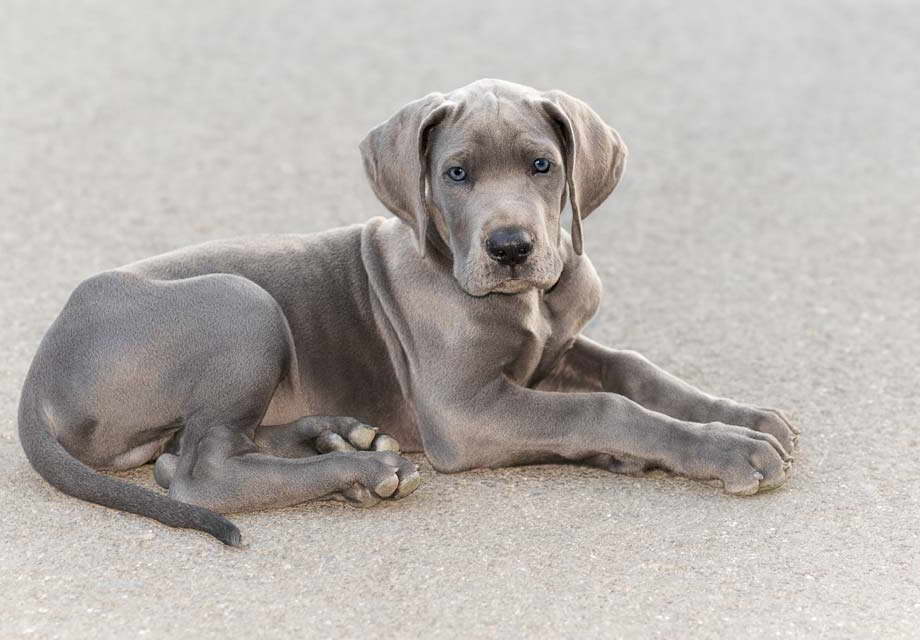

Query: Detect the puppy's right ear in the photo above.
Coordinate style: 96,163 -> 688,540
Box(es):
359,93 -> 453,257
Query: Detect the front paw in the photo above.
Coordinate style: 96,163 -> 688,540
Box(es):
748,408 -> 799,456
681,423 -> 792,496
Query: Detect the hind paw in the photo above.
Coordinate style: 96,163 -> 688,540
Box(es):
303,416 -> 403,454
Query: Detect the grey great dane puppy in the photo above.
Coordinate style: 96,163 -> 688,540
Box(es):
18,79 -> 797,545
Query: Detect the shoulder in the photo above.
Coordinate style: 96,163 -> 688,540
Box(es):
360,216 -> 413,256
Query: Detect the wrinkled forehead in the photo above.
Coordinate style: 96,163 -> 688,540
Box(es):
430,92 -> 562,167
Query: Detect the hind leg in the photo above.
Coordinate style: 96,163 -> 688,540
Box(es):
153,380 -> 421,513
139,272 -> 421,512
254,416 -> 409,506
166,426 -> 420,513
156,416 -> 414,506
254,416 -> 402,458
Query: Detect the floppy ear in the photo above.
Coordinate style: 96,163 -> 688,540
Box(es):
359,93 -> 453,257
541,91 -> 628,255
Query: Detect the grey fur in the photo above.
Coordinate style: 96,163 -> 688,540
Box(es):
18,79 -> 797,545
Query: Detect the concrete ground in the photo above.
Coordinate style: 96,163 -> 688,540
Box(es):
2,1 -> 918,637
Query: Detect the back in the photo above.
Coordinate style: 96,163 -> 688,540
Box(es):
123,220 -> 410,440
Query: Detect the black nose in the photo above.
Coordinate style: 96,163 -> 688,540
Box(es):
485,227 -> 534,266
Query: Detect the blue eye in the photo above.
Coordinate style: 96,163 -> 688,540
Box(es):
447,166 -> 467,182
533,158 -> 551,173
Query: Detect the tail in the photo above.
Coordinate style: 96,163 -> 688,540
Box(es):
17,390 -> 242,546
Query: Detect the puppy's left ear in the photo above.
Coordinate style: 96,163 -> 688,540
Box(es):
360,93 -> 453,257
541,91 -> 628,255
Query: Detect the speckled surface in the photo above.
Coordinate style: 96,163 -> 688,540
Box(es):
1,1 -> 918,638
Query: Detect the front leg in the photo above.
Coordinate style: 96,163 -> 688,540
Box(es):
419,378 -> 791,496
538,336 -> 798,454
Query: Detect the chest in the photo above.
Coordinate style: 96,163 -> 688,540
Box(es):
369,218 -> 602,388
500,259 -> 602,387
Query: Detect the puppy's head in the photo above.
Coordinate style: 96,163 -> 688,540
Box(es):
360,79 -> 627,296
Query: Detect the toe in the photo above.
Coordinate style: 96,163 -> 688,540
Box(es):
722,469 -> 762,496
754,408 -> 800,454
751,429 -> 793,462
749,443 -> 788,492
770,409 -> 800,435
349,452 -> 401,498
373,473 -> 400,498
154,453 -> 178,489
395,464 -> 422,498
315,432 -> 357,453
345,423 -> 378,450
351,452 -> 421,500
342,483 -> 381,507
750,414 -> 796,458
372,434 -> 401,453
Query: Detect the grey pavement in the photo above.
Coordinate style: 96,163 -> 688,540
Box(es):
1,1 -> 918,638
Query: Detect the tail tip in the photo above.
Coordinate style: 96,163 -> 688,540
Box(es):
218,522 -> 243,547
